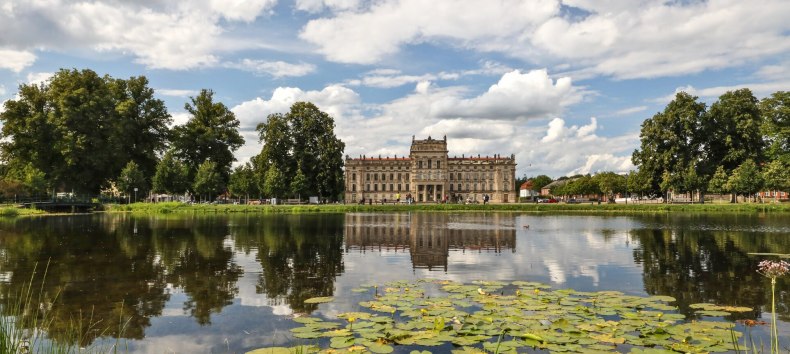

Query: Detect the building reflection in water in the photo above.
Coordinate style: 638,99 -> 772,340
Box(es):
344,213 -> 516,271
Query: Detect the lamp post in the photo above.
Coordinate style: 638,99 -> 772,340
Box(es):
625,173 -> 628,205
134,187 -> 138,204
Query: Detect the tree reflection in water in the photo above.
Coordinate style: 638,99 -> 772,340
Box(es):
632,214 -> 790,322
231,214 -> 345,314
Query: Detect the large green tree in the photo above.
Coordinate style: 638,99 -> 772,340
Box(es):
760,91 -> 789,165
228,163 -> 258,201
727,159 -> 763,202
253,102 -> 345,201
171,89 -> 243,189
762,159 -> 790,202
702,89 -> 764,173
193,160 -> 223,201
117,161 -> 147,202
108,76 -> 172,179
530,175 -> 553,193
151,151 -> 191,195
0,69 -> 171,193
632,92 -> 706,196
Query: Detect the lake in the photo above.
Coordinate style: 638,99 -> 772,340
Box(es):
0,212 -> 788,352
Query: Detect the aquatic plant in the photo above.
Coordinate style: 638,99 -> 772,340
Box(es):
247,279 -> 752,353
757,259 -> 789,354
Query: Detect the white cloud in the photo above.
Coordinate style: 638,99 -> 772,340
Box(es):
157,89 -> 199,97
0,0 -> 279,70
432,69 -> 583,120
612,106 -> 647,116
350,61 -> 513,89
655,81 -> 790,103
26,72 -> 52,85
299,0 -> 559,64
755,62 -> 790,80
299,0 -> 790,79
0,49 -> 36,72
207,0 -> 277,22
169,112 -> 192,127
225,59 -> 316,78
0,84 -> 5,96
533,117 -> 635,176
295,0 -> 361,13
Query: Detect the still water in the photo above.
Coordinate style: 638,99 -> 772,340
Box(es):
0,212 -> 788,352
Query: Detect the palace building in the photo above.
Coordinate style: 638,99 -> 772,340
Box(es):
344,136 -> 516,203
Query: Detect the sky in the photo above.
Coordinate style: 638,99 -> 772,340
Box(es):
0,0 -> 788,179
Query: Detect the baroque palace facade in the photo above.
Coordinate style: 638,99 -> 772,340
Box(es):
344,136 -> 516,203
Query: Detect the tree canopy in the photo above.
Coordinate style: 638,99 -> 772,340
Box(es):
171,89 -> 244,189
632,89 -> 787,201
254,102 -> 345,201
0,69 -> 172,194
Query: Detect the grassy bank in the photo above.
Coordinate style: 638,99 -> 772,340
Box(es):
107,201 -> 790,215
0,206 -> 48,217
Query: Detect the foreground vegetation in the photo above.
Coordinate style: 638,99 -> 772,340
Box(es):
247,279 -> 754,354
105,201 -> 790,215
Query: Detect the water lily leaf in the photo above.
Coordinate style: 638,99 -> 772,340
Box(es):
292,331 -> 322,339
590,333 -> 626,344
322,329 -> 353,337
247,345 -> 317,354
695,310 -> 732,317
689,303 -> 718,310
720,306 -> 752,312
451,347 -> 487,354
304,296 -> 334,304
365,342 -> 394,353
330,336 -> 356,349
352,287 -> 370,293
410,351 -> 431,354
629,348 -> 677,354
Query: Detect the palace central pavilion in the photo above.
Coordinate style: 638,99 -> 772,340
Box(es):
344,136 -> 516,203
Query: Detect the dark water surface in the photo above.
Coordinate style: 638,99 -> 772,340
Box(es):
0,212 -> 788,352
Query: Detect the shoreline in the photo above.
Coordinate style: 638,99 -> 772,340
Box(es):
4,201 -> 789,217
106,201 -> 790,214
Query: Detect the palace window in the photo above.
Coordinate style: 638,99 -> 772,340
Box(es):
406,184 -> 410,191
405,173 -> 409,180
352,173 -> 356,181
381,173 -> 386,181
353,184 -> 357,191
366,173 -> 370,181
418,161 -> 423,168
457,172 -> 462,180
398,183 -> 401,191
449,184 -> 454,191
366,184 -> 370,191
374,174 -> 378,181
436,161 -> 441,169
398,173 -> 402,180
390,173 -> 394,180
390,184 -> 394,191
457,183 -> 462,191
428,159 -> 432,168
374,184 -> 379,191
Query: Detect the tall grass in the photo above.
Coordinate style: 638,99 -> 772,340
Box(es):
0,263 -> 129,353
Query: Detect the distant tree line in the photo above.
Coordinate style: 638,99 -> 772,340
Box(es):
0,68 -> 345,202
519,89 -> 788,203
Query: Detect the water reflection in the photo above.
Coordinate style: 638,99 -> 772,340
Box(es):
631,213 -> 790,321
0,212 -> 788,352
343,213 -> 515,271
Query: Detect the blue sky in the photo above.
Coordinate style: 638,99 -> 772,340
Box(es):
1,0 -> 788,179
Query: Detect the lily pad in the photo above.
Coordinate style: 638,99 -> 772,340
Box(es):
304,296 -> 334,304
